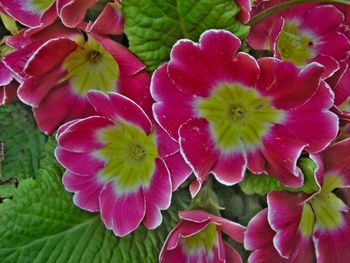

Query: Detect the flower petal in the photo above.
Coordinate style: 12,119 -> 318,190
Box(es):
99,182 -> 146,237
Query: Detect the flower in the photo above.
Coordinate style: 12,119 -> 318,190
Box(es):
159,210 -> 245,263
55,91 -> 190,236
245,138 -> 350,262
4,24 -> 152,134
151,29 -> 338,196
247,2 -> 350,78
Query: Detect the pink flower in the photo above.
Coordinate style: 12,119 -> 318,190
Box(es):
248,3 -> 350,78
160,210 -> 245,263
245,138 -> 350,263
56,91 -> 190,236
151,29 -> 338,196
3,23 -> 151,134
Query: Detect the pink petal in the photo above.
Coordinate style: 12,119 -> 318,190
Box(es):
18,67 -> 67,107
143,158 -> 171,229
313,214 -> 350,263
224,241 -> 242,263
316,31 -> 350,61
156,124 -> 179,158
92,33 -> 145,75
99,182 -> 146,237
247,15 -> 277,50
55,147 -> 105,175
320,138 -> 350,187
24,38 -> 77,76
312,55 -> 339,79
248,246 -> 289,263
163,151 -> 192,191
87,2 -> 123,35
57,116 -> 114,153
212,151 -> 246,186
0,81 -> 18,105
244,209 -> 275,251
179,118 -> 218,184
151,63 -> 194,140
236,0 -> 251,24
3,42 -> 42,79
56,119 -> 81,138
179,210 -> 245,242
57,0 -> 96,28
118,71 -> 153,118
301,5 -> 345,36
62,170 -> 104,212
0,0 -> 55,27
32,83 -> 79,134
247,149 -> 266,174
87,90 -> 152,134
0,61 -> 14,86
262,124 -> 306,187
257,58 -> 324,110
159,241 -> 187,263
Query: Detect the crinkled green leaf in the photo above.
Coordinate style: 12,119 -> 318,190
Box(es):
0,182 -> 16,199
123,0 -> 250,72
0,102 -> 46,180
240,157 -> 319,195
0,154 -> 191,262
240,172 -> 283,195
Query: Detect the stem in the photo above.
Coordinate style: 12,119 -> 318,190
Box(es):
248,0 -> 350,26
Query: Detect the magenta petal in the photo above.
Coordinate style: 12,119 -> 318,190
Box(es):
0,61 -> 14,86
156,124 -> 179,158
92,33 -> 145,75
18,68 -> 67,107
236,0 -> 251,24
62,171 -> 104,212
57,116 -> 114,153
285,82 -> 338,153
55,147 -> 105,175
179,118 -> 218,183
143,158 -> 171,229
151,63 -> 194,140
164,151 -> 192,191
244,209 -> 274,251
212,151 -> 246,186
247,149 -> 266,174
262,125 -> 306,187
87,2 -> 123,35
316,31 -> 350,61
224,241 -> 242,263
24,38 -> 77,76
248,246 -> 289,263
58,0 -> 96,28
0,81 -> 18,105
301,6 -> 344,35
160,237 -> 187,263
320,138 -> 350,187
56,119 -> 81,138
87,90 -> 152,134
257,58 -> 323,110
33,83 -> 78,134
314,217 -> 350,263
313,55 -> 339,79
267,191 -> 305,231
99,182 -> 146,237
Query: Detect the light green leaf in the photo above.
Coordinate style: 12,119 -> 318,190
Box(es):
0,102 -> 46,180
0,168 -> 191,262
123,0 -> 250,72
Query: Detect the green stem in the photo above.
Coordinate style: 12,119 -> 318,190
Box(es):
248,0 -> 350,26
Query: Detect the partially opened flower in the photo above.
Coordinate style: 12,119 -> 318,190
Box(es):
160,210 -> 245,263
151,29 -> 338,195
55,91 -> 185,236
248,3 -> 350,78
4,25 -> 152,134
245,138 -> 350,262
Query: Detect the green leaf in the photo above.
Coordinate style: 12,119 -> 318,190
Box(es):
240,172 -> 283,195
0,168 -> 191,262
0,102 -> 46,181
240,157 -> 319,195
39,135 -> 64,176
123,0 -> 250,72
0,182 -> 16,199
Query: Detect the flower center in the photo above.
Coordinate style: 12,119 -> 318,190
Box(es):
196,83 -> 283,152
277,20 -> 315,66
95,121 -> 158,192
183,223 -> 218,254
63,35 -> 119,96
299,175 -> 345,236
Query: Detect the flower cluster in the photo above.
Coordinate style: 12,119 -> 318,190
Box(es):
1,0 -> 350,262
